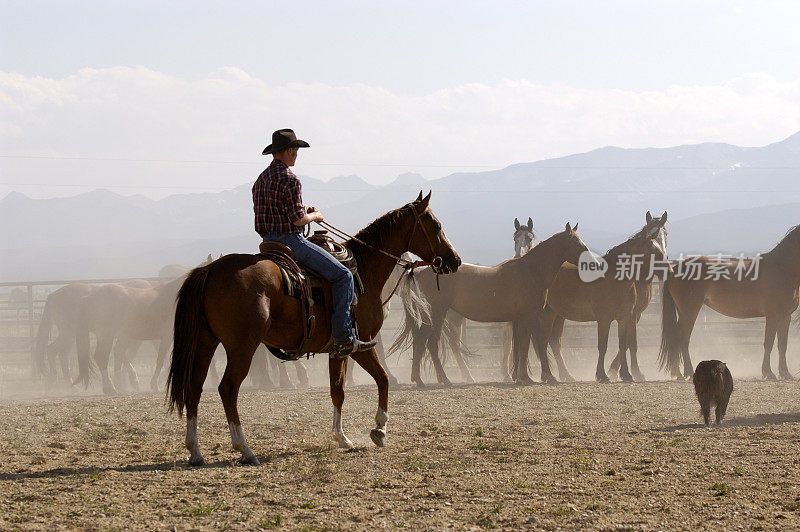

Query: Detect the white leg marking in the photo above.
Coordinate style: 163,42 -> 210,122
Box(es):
371,408 -> 388,447
331,407 -> 354,449
186,417 -> 205,466
228,423 -> 259,465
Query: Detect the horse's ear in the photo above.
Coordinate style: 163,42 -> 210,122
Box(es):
661,211 -> 667,223
527,217 -> 533,230
646,211 -> 652,223
514,218 -> 520,230
218,253 -> 223,259
416,191 -> 423,202
420,190 -> 431,207
565,222 -> 571,232
206,254 -> 213,262
574,222 -> 579,231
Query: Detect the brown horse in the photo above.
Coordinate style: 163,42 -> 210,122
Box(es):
167,192 -> 460,466
35,283 -> 95,383
397,223 -> 589,385
659,225 -> 800,381
607,212 -> 668,382
534,214 -> 668,383
74,277 -> 183,394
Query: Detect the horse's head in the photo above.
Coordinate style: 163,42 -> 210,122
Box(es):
407,191 -> 461,274
558,222 -> 590,266
643,211 -> 668,258
513,217 -> 535,258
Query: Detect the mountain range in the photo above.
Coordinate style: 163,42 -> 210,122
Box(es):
1,132 -> 799,282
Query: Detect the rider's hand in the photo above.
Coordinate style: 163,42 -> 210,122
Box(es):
306,205 -> 317,213
313,210 -> 324,223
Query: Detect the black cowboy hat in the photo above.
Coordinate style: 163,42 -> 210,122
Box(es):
262,128 -> 310,155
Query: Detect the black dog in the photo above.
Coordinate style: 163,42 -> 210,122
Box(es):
693,360 -> 733,426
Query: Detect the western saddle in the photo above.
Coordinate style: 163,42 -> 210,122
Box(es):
258,231 -> 364,361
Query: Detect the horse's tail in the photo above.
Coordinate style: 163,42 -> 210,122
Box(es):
167,265 -> 211,416
658,279 -> 681,375
73,309 -> 95,389
387,271 -> 431,356
34,294 -> 55,378
436,315 -> 475,365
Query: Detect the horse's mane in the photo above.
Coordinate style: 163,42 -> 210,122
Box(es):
345,203 -> 410,264
605,222 -> 665,259
517,228 -> 567,261
763,224 -> 800,260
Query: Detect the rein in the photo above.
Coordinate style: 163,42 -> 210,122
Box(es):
316,204 -> 443,306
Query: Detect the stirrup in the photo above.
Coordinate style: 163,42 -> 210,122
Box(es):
330,338 -> 377,359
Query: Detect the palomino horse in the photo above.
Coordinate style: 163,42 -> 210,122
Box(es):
74,277 -> 183,394
393,217 -> 537,385
659,225 -> 800,381
607,211 -> 668,381
533,214 -> 668,383
398,223 -> 589,385
167,192 -> 460,466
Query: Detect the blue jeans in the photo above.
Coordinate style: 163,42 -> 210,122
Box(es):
261,232 -> 355,344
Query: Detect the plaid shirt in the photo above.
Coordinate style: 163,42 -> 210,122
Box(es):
253,159 -> 306,235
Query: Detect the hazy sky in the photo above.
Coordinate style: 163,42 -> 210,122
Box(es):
1,0 -> 799,199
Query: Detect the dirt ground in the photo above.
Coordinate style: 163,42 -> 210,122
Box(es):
2,374 -> 800,531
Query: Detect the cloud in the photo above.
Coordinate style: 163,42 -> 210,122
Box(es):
1,66 -> 799,198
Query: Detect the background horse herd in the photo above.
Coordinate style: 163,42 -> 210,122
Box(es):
27,193 -> 800,463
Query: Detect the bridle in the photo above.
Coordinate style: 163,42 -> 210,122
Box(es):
317,202 -> 447,305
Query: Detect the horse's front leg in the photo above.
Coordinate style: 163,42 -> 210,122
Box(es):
776,314 -> 793,381
352,347 -> 389,447
762,317 -> 779,381
329,355 -> 354,449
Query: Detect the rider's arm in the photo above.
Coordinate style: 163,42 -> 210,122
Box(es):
283,177 -> 312,227
293,209 -> 323,226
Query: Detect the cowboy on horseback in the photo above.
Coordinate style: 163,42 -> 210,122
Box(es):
253,128 -> 376,358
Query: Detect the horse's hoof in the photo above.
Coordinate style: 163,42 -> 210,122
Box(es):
102,385 -> 119,396
515,376 -> 535,386
779,371 -> 795,381
412,379 -> 426,389
464,377 -> 476,385
387,376 -> 399,386
370,429 -> 386,447
596,374 -> 611,384
561,373 -> 576,383
633,372 -> 647,383
188,455 -> 206,467
239,454 -> 260,466
620,374 -> 634,383
542,376 -> 559,385
332,433 -> 354,450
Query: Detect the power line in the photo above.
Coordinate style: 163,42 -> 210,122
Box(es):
1,182 -> 799,194
1,153 -> 799,170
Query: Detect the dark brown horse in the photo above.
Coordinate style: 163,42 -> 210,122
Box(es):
167,192 -> 460,466
659,225 -> 800,381
534,214 -> 668,383
607,212 -> 669,381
